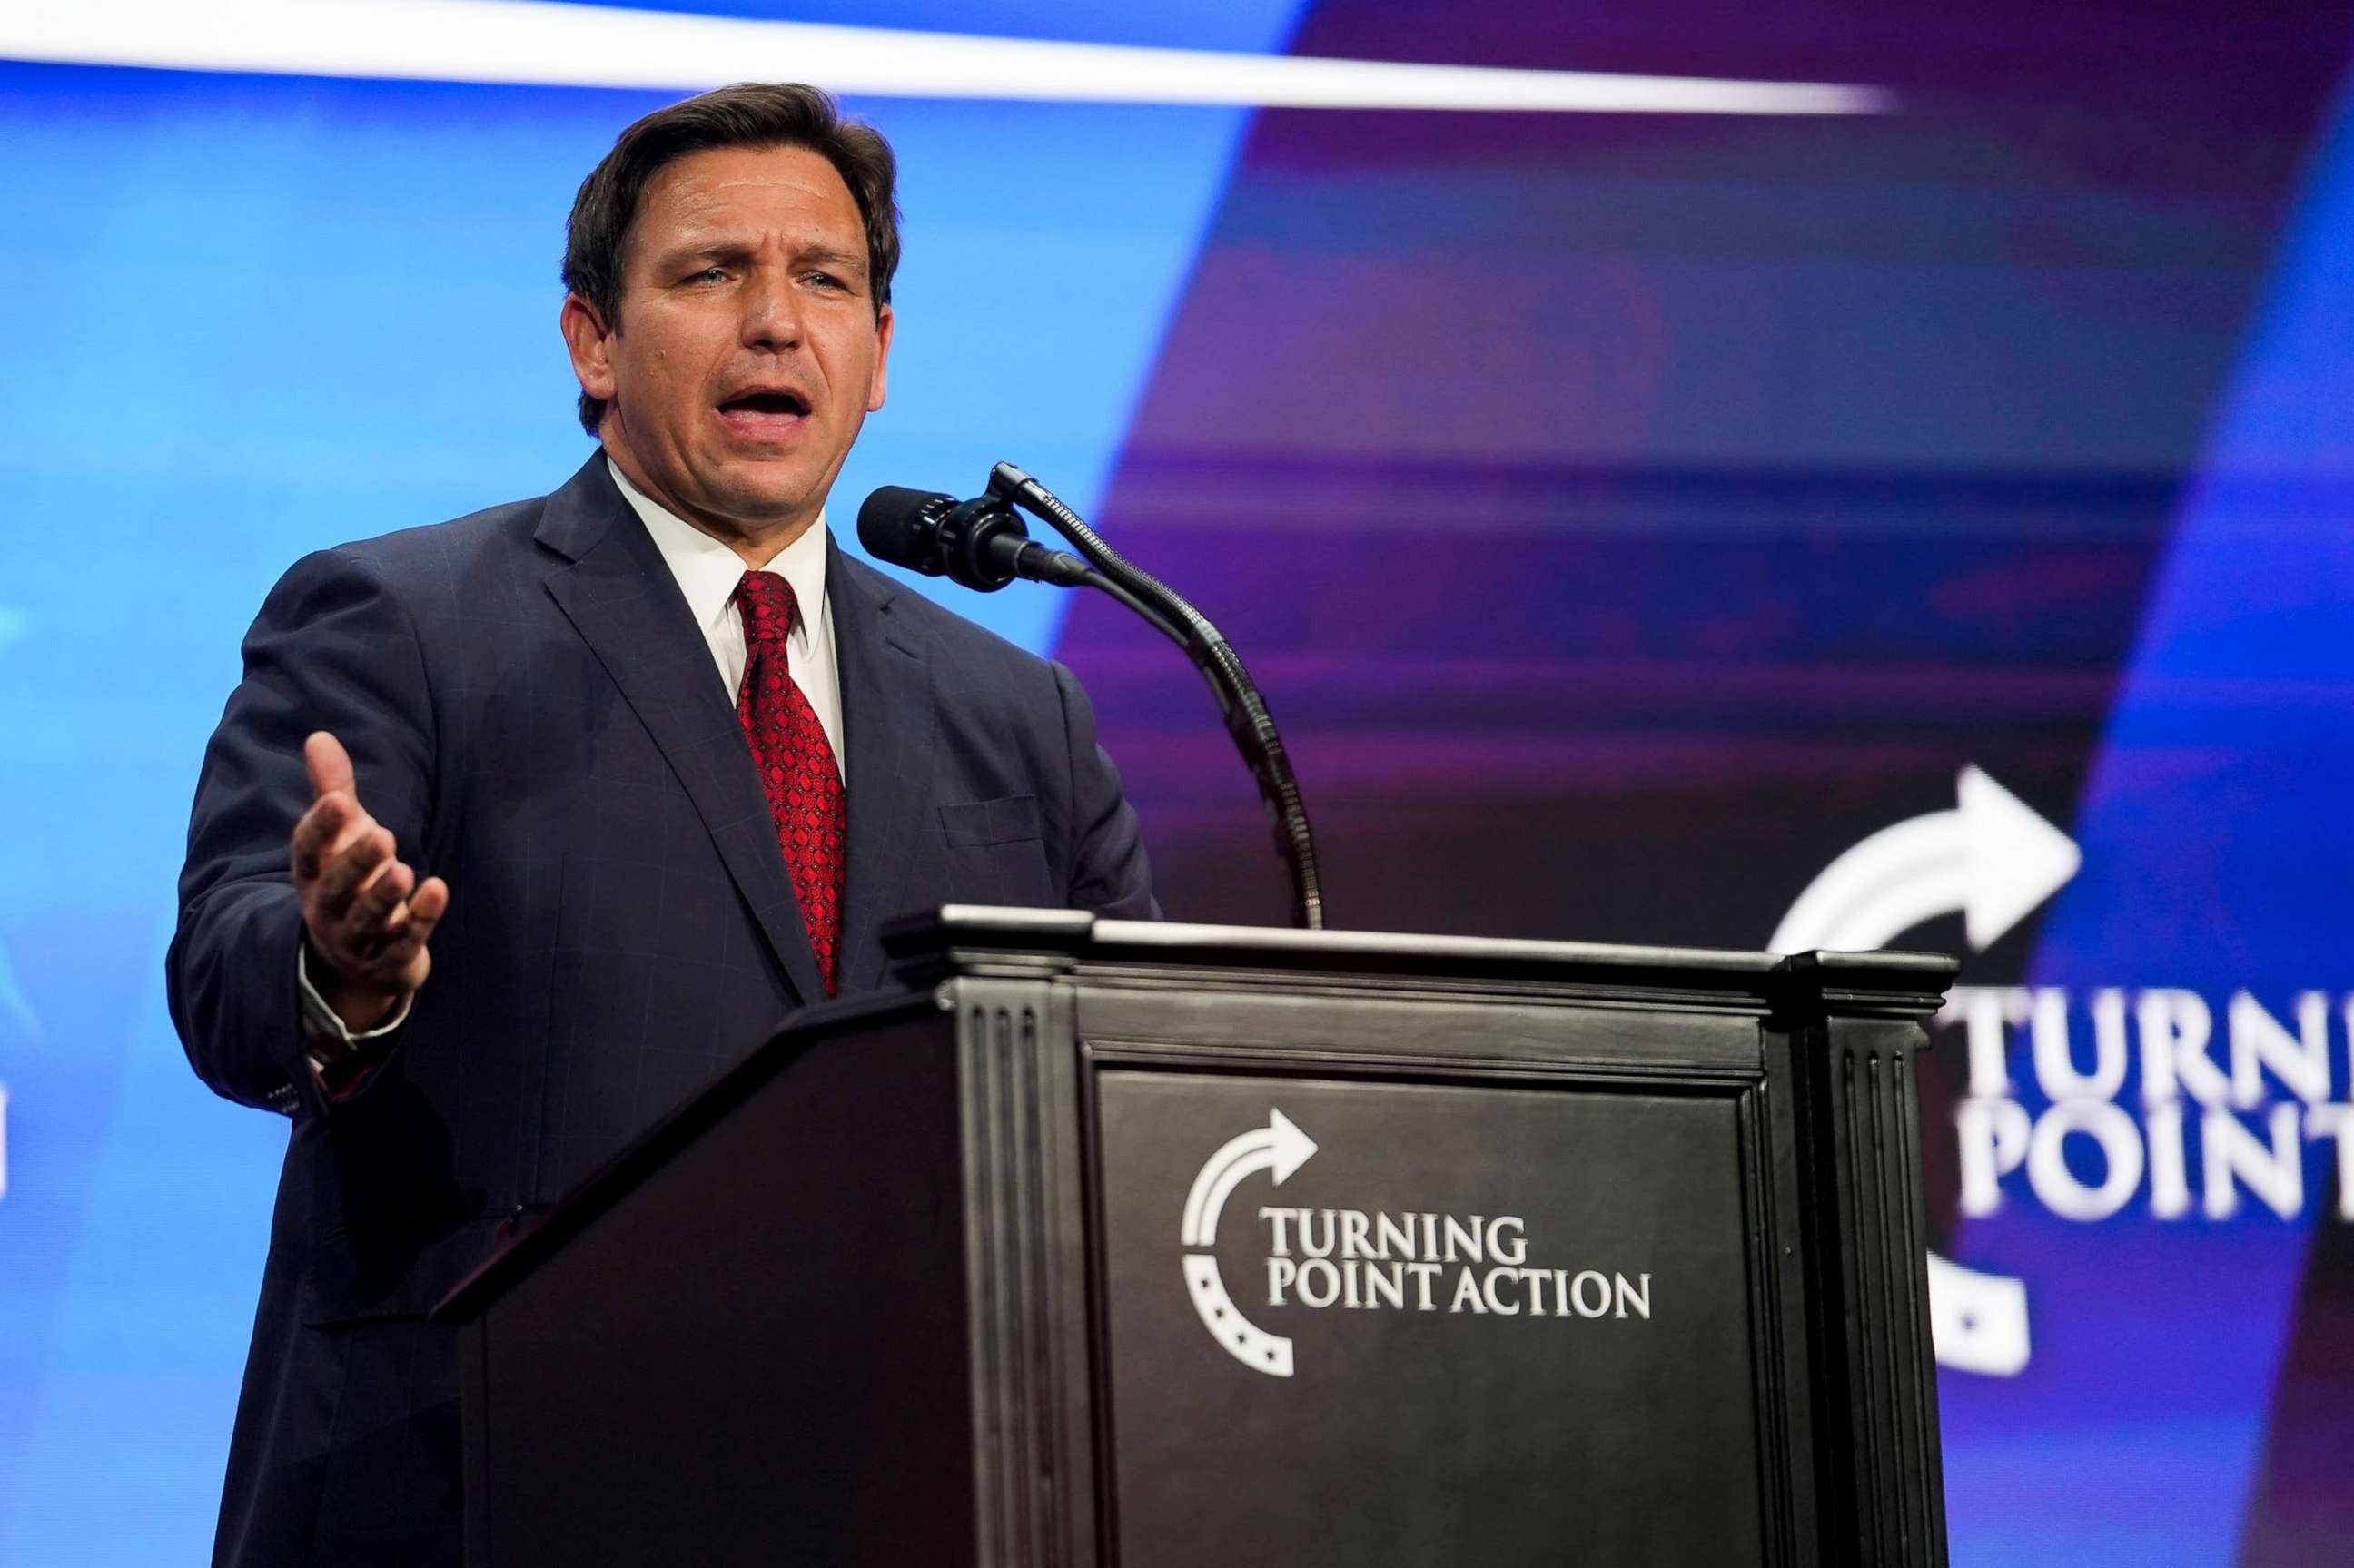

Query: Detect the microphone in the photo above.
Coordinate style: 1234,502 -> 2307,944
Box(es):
857,485 -> 1092,592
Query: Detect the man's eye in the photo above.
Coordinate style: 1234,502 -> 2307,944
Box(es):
806,271 -> 846,291
686,266 -> 727,284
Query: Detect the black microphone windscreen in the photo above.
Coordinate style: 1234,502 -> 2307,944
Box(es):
857,486 -> 950,569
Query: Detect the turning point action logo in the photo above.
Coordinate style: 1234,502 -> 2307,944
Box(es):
1180,1109 -> 1653,1377
1779,766 -> 2354,1380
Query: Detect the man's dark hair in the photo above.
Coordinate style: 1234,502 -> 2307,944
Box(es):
562,82 -> 901,435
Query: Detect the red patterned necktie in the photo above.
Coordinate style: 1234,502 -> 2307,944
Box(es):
734,570 -> 846,995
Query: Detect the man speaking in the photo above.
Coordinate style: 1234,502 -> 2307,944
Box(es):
170,83 -> 1155,1566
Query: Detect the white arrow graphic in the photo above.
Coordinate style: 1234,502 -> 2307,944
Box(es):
1771,765 -> 2080,956
1922,1252 -> 2026,1376
1772,766 -> 2078,1379
1181,1109 -> 1317,1377
1182,1109 -> 1317,1247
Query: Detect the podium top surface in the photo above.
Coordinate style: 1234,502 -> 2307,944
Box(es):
883,906 -> 1957,1010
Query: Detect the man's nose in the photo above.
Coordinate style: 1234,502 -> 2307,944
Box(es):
740,275 -> 804,350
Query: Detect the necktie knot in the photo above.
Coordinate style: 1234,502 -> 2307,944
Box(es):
736,570 -> 798,645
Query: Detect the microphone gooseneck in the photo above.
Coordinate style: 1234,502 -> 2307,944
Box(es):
991,464 -> 1324,932
858,469 -> 1323,931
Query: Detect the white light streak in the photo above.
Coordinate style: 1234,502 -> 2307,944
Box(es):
0,0 -> 1894,115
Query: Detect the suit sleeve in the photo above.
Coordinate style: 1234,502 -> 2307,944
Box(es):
168,546 -> 437,1115
1050,660 -> 1160,921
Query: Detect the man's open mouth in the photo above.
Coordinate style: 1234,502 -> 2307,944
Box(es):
720,388 -> 814,419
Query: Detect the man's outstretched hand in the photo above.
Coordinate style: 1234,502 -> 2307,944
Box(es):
291,732 -> 450,1032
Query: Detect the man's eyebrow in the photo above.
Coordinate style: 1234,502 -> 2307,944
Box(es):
649,238 -> 753,268
797,245 -> 870,276
645,238 -> 868,278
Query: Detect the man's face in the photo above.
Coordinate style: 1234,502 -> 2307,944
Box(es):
561,143 -> 893,545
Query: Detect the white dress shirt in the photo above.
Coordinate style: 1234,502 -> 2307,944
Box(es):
297,460 -> 850,1077
608,458 -> 846,774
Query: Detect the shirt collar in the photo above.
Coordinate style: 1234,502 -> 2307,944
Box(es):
607,455 -> 828,641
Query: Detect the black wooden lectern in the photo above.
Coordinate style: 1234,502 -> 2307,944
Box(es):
435,909 -> 1957,1567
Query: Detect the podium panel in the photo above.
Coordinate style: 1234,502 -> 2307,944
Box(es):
1096,1070 -> 1765,1564
438,911 -> 1954,1568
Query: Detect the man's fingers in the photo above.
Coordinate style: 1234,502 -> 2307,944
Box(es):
405,876 -> 450,945
347,859 -> 414,938
294,735 -> 370,887
304,732 -> 357,803
290,794 -> 364,883
313,827 -> 395,920
366,880 -> 446,992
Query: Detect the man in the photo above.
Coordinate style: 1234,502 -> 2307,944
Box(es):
170,83 -> 1154,1566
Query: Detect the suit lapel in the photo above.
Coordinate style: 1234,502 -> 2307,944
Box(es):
829,545 -> 938,993
535,456 -> 826,1007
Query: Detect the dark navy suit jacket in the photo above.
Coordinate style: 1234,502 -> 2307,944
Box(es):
169,454 -> 1155,1565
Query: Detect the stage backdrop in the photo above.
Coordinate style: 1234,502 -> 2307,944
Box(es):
4,4 -> 2352,1563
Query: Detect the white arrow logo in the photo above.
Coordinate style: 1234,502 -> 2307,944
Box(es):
1772,766 -> 2079,1379
1770,765 -> 2081,956
1181,1109 -> 1318,1376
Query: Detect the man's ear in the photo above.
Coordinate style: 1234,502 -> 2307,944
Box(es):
559,293 -> 618,407
866,303 -> 895,414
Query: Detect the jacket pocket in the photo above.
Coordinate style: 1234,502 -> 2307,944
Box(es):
939,793 -> 1042,848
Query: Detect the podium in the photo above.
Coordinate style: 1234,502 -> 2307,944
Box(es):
435,909 -> 1957,1567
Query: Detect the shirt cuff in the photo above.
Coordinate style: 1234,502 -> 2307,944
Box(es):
298,942 -> 411,1098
